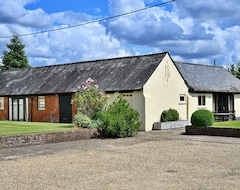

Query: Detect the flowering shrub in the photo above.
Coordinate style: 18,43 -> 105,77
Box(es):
73,78 -> 108,120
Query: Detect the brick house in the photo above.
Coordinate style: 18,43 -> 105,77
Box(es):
1,52 -> 240,131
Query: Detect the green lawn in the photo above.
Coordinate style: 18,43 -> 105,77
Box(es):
0,121 -> 74,136
212,120 -> 240,128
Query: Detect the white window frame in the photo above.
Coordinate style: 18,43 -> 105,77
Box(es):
179,94 -> 186,104
38,96 -> 45,110
0,97 -> 4,110
198,95 -> 206,106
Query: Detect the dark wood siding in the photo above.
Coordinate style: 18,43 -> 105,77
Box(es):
59,94 -> 72,123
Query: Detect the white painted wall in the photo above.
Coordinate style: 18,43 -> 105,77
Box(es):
106,91 -> 145,130
187,93 -> 213,123
143,54 -> 189,131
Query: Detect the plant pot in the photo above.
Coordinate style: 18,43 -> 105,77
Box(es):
153,120 -> 188,130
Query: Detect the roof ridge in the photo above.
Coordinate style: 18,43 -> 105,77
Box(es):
35,52 -> 168,68
0,52 -> 168,72
175,61 -> 223,68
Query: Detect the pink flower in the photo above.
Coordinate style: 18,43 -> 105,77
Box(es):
86,78 -> 94,84
95,85 -> 99,89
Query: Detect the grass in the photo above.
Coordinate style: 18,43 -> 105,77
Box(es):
0,121 -> 74,136
212,120 -> 240,128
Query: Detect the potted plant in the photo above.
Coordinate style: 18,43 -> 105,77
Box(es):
153,108 -> 188,130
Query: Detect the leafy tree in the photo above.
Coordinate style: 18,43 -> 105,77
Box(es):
228,63 -> 240,79
1,33 -> 30,70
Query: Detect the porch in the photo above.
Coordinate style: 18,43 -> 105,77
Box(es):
213,93 -> 235,122
213,111 -> 235,122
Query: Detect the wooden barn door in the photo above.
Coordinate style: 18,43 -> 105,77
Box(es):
59,94 -> 72,123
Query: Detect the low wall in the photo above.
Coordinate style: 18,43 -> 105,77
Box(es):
0,128 -> 101,148
185,126 -> 240,137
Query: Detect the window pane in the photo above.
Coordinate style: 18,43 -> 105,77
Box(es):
0,97 -> 4,110
202,96 -> 206,105
198,96 -> 201,105
180,96 -> 185,102
38,96 -> 45,110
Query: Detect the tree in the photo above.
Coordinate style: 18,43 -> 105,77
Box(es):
228,63 -> 240,79
1,33 -> 30,70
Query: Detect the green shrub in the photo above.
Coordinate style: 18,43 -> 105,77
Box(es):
74,113 -> 104,128
74,113 -> 92,128
191,109 -> 214,127
90,119 -> 104,128
100,96 -> 141,138
160,108 -> 179,122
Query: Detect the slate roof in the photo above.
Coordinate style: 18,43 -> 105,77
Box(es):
175,62 -> 240,93
0,52 -> 167,96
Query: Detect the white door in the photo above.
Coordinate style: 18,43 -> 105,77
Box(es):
9,97 -> 28,121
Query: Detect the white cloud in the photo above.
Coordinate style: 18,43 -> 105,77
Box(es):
0,0 -> 240,67
0,0 -> 51,28
175,0 -> 240,27
24,22 -> 133,66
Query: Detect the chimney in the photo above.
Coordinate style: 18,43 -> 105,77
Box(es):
214,59 -> 216,66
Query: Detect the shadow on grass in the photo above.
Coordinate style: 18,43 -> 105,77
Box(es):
57,125 -> 74,129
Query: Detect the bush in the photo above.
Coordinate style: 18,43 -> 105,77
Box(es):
74,113 -> 104,128
73,78 -> 108,120
74,113 -> 92,128
90,119 -> 104,128
191,109 -> 214,127
160,108 -> 179,122
100,96 -> 141,138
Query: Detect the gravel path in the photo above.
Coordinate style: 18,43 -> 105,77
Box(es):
0,128 -> 240,190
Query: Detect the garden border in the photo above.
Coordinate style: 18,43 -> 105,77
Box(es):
0,128 -> 101,148
185,125 -> 240,137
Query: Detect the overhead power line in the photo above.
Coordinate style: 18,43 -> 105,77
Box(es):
0,0 -> 176,39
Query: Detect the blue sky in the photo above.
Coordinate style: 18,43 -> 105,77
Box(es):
0,0 -> 240,67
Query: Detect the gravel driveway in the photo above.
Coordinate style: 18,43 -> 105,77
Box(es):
0,128 -> 240,190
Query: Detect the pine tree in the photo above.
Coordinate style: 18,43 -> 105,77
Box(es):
1,33 -> 30,70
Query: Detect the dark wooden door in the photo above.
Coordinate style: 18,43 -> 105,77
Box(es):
59,94 -> 72,123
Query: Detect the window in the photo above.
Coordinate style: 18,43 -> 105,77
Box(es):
198,95 -> 206,106
38,96 -> 45,110
122,93 -> 133,106
0,97 -> 4,110
179,94 -> 186,104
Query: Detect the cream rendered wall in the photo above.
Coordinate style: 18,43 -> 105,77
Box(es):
187,93 -> 213,122
234,94 -> 240,119
143,54 -> 189,131
106,91 -> 145,131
